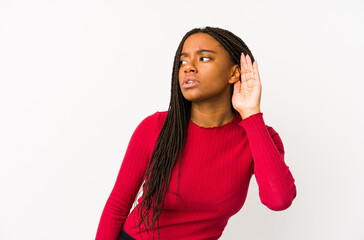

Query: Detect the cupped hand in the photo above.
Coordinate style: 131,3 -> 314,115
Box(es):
232,53 -> 262,119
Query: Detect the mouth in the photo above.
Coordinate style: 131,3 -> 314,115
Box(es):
183,76 -> 200,88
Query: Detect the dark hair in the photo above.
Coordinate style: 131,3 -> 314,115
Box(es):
131,26 -> 255,239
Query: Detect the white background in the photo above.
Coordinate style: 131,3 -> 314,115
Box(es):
1,0 -> 363,239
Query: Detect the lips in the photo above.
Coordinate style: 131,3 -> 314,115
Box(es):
183,76 -> 200,85
182,76 -> 200,89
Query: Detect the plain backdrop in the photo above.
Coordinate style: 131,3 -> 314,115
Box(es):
1,0 -> 363,239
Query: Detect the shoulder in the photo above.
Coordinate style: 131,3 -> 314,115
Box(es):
140,110 -> 167,124
135,110 -> 168,134
156,110 -> 168,121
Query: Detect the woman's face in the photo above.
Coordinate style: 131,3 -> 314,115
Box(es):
178,33 -> 238,104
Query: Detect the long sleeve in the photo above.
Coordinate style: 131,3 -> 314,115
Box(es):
238,112 -> 297,211
95,112 -> 159,240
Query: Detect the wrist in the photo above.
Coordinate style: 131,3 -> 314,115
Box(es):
239,109 -> 261,120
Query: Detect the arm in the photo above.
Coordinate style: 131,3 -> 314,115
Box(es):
239,112 -> 297,211
95,112 -> 159,239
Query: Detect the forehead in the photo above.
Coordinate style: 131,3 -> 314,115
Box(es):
181,33 -> 224,53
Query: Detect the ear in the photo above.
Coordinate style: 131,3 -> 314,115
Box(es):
228,64 -> 240,84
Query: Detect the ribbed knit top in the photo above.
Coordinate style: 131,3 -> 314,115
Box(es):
96,110 -> 297,240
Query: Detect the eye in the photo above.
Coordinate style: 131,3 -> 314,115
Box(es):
200,56 -> 211,61
180,60 -> 187,65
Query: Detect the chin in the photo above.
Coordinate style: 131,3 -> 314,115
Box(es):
182,93 -> 206,103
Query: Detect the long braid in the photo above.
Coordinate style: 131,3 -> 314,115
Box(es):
129,26 -> 254,239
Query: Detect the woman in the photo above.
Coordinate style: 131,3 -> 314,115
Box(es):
96,26 -> 297,240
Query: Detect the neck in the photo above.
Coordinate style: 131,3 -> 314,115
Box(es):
190,104 -> 236,128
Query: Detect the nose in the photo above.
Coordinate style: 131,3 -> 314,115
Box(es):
183,60 -> 197,73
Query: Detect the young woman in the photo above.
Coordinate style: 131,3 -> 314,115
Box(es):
96,26 -> 297,240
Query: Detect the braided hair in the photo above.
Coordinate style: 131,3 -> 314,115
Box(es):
130,26 -> 255,239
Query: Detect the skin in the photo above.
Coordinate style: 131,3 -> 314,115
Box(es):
178,33 -> 261,127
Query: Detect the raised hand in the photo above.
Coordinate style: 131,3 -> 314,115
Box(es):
232,53 -> 262,119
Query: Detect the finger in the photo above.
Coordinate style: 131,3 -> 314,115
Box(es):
253,60 -> 260,82
246,54 -> 254,80
240,53 -> 247,82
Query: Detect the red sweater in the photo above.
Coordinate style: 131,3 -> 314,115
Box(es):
96,110 -> 297,240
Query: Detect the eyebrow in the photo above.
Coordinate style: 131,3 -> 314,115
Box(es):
180,49 -> 217,57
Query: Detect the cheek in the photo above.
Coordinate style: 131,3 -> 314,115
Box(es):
201,67 -> 229,83
178,69 -> 183,83
216,65 -> 233,82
